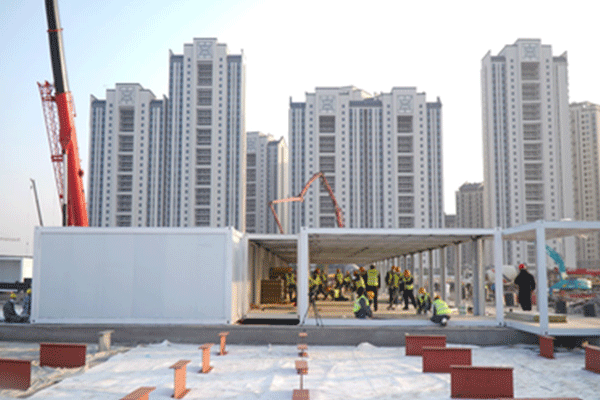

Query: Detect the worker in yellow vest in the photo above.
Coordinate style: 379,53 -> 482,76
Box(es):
416,287 -> 431,315
335,268 -> 344,289
386,267 -> 402,310
353,287 -> 373,318
285,267 -> 296,303
431,294 -> 451,326
365,264 -> 381,311
402,269 -> 417,310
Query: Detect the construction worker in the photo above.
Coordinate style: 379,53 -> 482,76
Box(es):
2,293 -> 28,323
285,267 -> 296,303
366,264 -> 381,311
385,266 -> 395,304
431,294 -> 451,326
353,287 -> 373,319
402,269 -> 417,310
332,285 -> 348,301
22,288 -> 32,319
312,268 -> 326,300
335,268 -> 344,289
343,271 -> 353,293
416,287 -> 431,315
353,270 -> 366,292
387,267 -> 402,310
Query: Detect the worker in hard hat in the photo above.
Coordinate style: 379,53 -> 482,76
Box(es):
402,269 -> 417,310
2,293 -> 28,323
514,263 -> 536,311
386,267 -> 402,310
22,288 -> 32,320
285,268 -> 296,303
365,264 -> 381,311
416,287 -> 431,315
335,268 -> 344,289
353,287 -> 373,319
431,294 -> 451,326
385,266 -> 395,304
343,271 -> 352,293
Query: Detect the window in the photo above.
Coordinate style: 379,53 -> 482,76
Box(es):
320,156 -> 335,173
398,216 -> 414,228
397,116 -> 413,133
522,83 -> 540,100
116,195 -> 132,212
194,208 -> 210,226
521,62 -> 539,80
398,176 -> 414,193
197,89 -> 212,105
118,155 -> 133,172
524,163 -> 543,180
247,198 -> 256,212
523,103 -> 541,121
196,149 -> 211,165
119,135 -> 134,152
525,183 -> 544,201
397,136 -> 413,153
320,216 -> 336,227
195,188 -> 210,206
526,203 -> 544,222
117,175 -> 132,192
246,183 -> 256,197
319,116 -> 335,133
119,107 -> 134,132
320,196 -> 335,214
197,63 -> 212,85
398,196 -> 414,213
247,154 -> 256,167
397,156 -> 413,173
523,123 -> 541,140
197,109 -> 211,125
523,143 -> 542,160
196,129 -> 211,145
319,136 -> 335,153
116,214 -> 131,227
195,168 -> 211,185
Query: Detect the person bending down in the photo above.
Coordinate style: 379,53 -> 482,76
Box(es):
430,294 -> 451,327
353,287 -> 373,319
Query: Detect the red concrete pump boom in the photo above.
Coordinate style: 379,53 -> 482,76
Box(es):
40,0 -> 88,226
268,172 -> 345,234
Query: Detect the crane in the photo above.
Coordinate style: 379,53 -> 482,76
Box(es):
38,0 -> 88,226
268,172 -> 345,234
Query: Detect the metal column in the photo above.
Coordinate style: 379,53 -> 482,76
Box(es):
298,228 -> 309,323
440,246 -> 447,301
494,228 -> 504,326
536,223 -> 549,334
455,243 -> 462,308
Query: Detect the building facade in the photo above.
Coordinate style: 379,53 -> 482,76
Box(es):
570,102 -> 600,268
289,86 -> 444,233
482,39 -> 574,265
167,38 -> 246,230
456,182 -> 484,229
246,132 -> 289,233
88,84 -> 167,227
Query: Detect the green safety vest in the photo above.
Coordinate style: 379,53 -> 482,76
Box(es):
353,295 -> 369,312
367,269 -> 379,286
433,298 -> 451,315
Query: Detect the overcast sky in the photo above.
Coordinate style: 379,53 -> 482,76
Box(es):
2,0 -> 599,256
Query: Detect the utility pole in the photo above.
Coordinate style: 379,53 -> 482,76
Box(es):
30,178 -> 44,227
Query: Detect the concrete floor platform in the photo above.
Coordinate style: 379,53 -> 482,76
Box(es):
0,322 -> 539,347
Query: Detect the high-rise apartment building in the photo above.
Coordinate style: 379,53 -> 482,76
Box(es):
570,102 -> 600,268
482,39 -> 575,265
289,86 -> 444,233
167,38 -> 246,230
456,182 -> 484,229
88,83 -> 167,227
246,132 -> 289,233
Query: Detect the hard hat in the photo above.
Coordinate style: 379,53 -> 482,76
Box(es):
404,269 -> 410,276
419,287 -> 426,294
518,263 -> 526,270
27,288 -> 32,294
337,268 -> 341,272
366,291 -> 375,300
9,293 -> 17,299
434,294 -> 441,300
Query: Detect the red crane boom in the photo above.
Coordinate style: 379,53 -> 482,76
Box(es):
268,172 -> 345,234
39,0 -> 88,226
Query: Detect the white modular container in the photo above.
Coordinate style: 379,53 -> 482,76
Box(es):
32,227 -> 247,324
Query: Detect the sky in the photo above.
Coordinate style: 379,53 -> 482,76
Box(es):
2,0 -> 600,256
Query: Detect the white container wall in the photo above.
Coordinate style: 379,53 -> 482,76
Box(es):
32,227 -> 247,324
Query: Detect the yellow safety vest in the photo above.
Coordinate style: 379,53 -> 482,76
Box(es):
403,275 -> 414,290
392,274 -> 400,288
353,295 -> 369,312
355,276 -> 365,289
367,269 -> 379,286
336,273 -> 344,285
418,293 -> 430,305
433,298 -> 451,315
286,273 -> 296,285
314,275 -> 322,285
